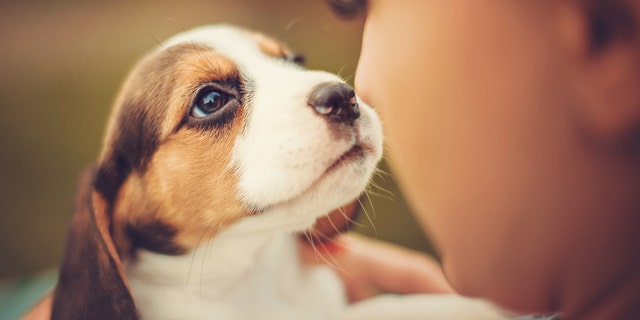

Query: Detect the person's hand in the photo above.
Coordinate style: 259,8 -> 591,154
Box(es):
299,233 -> 454,303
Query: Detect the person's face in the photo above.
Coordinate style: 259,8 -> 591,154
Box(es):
355,0 -> 640,314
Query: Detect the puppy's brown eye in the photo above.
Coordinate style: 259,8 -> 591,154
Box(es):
191,90 -> 228,118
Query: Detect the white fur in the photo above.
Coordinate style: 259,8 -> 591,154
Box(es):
127,217 -> 346,320
126,25 -> 509,320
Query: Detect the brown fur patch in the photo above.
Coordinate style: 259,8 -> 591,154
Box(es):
250,32 -> 289,59
98,43 -> 248,254
248,31 -> 304,65
114,119 -> 249,252
53,166 -> 137,319
134,123 -> 248,250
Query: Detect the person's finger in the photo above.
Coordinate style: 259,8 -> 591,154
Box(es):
300,234 -> 454,303
343,234 -> 453,295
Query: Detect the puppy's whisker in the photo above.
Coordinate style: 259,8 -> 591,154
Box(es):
163,17 -> 196,50
365,189 -> 394,203
148,31 -> 186,64
285,19 -> 302,31
306,231 -> 344,272
336,64 -> 348,79
363,190 -> 377,219
148,32 -> 216,77
303,232 -> 322,259
368,179 -> 393,196
336,207 -> 365,228
326,213 -> 342,235
195,47 -> 219,76
366,177 -> 395,200
316,244 -> 344,272
365,184 -> 395,202
364,186 -> 392,203
356,198 -> 378,238
164,16 -> 190,37
311,229 -> 344,247
338,70 -> 356,85
186,217 -> 216,289
163,17 -> 221,74
379,143 -> 391,154
315,232 -> 347,272
373,166 -> 393,179
189,40 -> 217,75
201,221 -> 222,295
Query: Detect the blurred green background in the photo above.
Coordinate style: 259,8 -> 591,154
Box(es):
0,0 -> 434,280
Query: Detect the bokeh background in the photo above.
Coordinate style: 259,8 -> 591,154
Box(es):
0,0 -> 434,281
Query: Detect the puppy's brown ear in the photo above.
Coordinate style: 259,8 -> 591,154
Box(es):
51,165 -> 138,320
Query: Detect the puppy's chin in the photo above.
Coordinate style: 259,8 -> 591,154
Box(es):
253,146 -> 378,233
248,111 -> 383,233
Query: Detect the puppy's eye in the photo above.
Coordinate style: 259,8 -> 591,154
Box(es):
191,90 -> 228,118
286,53 -> 306,66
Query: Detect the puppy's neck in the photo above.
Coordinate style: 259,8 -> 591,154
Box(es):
126,228 -> 290,295
124,213 -> 345,319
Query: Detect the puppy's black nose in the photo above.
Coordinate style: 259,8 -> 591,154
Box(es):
308,82 -> 360,124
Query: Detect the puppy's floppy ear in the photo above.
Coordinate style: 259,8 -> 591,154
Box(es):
51,165 -> 138,320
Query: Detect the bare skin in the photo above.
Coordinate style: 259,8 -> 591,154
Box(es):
304,0 -> 640,319
300,234 -> 453,303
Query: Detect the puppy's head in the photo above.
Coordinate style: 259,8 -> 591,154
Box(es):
52,24 -> 382,319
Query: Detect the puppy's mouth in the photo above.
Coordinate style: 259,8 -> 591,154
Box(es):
252,142 -> 370,213
324,144 -> 366,176
307,142 -> 370,194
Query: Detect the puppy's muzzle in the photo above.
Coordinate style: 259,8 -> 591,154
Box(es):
308,82 -> 360,125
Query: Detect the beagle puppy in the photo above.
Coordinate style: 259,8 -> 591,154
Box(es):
50,24 -> 508,320
50,23 -> 381,320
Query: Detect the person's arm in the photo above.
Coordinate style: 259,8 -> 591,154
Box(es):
299,233 -> 454,302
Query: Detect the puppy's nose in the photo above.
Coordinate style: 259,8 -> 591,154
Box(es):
308,82 -> 360,124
